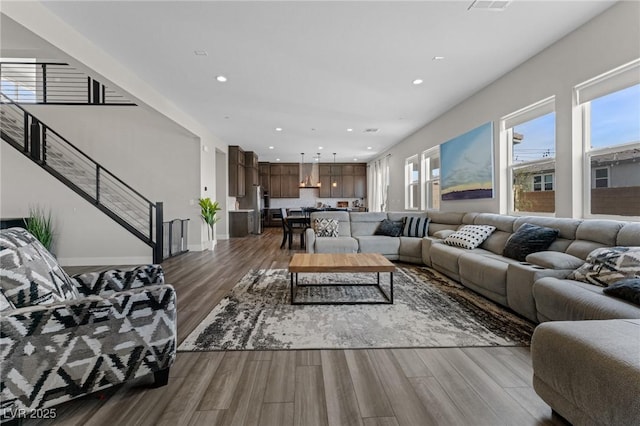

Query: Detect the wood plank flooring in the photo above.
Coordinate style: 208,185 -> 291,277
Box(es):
41,228 -> 561,426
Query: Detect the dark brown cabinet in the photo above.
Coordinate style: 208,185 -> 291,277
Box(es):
269,163 -> 300,198
259,162 -> 270,192
318,163 -> 367,199
245,152 -> 259,187
229,146 -> 246,197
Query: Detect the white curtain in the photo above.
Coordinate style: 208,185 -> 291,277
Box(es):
369,156 -> 389,212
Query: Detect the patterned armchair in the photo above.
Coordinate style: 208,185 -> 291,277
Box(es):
0,228 -> 177,422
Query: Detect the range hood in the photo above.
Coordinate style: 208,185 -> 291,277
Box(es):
299,162 -> 320,188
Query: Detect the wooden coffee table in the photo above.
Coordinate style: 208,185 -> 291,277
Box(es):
288,253 -> 396,305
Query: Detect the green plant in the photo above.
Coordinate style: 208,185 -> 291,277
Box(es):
198,198 -> 221,241
24,206 -> 54,251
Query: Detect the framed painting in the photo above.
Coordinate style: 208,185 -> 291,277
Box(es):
440,122 -> 494,200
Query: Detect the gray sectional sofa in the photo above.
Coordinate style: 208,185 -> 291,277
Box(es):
306,209 -> 640,425
306,210 -> 640,322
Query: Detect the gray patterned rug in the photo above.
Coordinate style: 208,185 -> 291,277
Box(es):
178,266 -> 534,351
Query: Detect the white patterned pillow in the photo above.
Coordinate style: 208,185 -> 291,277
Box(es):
314,218 -> 339,237
568,246 -> 640,287
443,225 -> 496,250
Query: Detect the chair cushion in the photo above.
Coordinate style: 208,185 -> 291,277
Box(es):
0,228 -> 80,308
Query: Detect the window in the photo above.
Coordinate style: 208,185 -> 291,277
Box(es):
577,60 -> 640,218
593,168 -> 609,188
0,58 -> 37,103
503,97 -> 556,214
405,155 -> 419,209
421,147 -> 440,210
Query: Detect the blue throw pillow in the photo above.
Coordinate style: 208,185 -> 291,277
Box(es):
603,278 -> 640,306
374,219 -> 403,237
503,223 -> 559,262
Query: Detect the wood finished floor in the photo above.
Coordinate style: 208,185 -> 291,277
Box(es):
41,228 -> 562,426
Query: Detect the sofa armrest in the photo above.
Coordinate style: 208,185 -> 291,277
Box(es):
525,251 -> 584,271
1,284 -> 177,413
305,228 -> 316,253
421,237 -> 443,267
71,264 -> 165,297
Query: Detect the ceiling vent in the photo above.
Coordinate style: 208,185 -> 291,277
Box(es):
364,128 -> 380,133
468,1 -> 511,11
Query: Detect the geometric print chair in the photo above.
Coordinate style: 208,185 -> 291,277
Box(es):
0,227 -> 177,423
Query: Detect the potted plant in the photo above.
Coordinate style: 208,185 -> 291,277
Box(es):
198,197 -> 221,250
24,206 -> 54,252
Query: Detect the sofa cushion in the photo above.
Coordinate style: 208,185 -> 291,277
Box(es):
401,216 -> 430,238
314,218 -> 339,237
604,278 -> 640,306
310,211 -> 352,237
0,228 -> 80,308
350,212 -> 388,236
533,277 -> 640,321
433,229 -> 456,239
355,236 -> 400,255
458,253 -> 517,297
374,219 -> 403,237
399,236 -> 422,258
503,223 -> 559,262
443,225 -> 496,249
525,251 -> 584,270
314,237 -> 358,253
569,246 -> 640,287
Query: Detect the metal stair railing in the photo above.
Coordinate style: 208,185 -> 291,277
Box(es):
0,62 -> 136,105
0,92 -> 163,262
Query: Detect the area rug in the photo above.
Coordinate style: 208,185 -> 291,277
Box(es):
178,266 -> 534,351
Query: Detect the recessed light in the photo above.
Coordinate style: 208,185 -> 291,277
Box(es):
275,127 -> 283,132
276,158 -> 281,161
412,79 -> 423,85
269,146 -> 274,150
432,56 -> 445,61
194,50 -> 208,56
347,128 -> 353,132
318,146 -> 324,150
353,158 -> 358,161
216,75 -> 227,82
367,146 -> 373,150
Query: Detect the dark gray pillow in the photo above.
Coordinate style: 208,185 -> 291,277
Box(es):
503,223 -> 559,262
603,278 -> 640,306
375,219 -> 403,237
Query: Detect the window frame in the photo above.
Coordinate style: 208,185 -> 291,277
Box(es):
577,60 -> 640,220
404,155 -> 420,210
420,146 -> 440,210
502,96 -> 556,216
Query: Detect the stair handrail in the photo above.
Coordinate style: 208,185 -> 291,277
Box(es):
0,91 -> 163,262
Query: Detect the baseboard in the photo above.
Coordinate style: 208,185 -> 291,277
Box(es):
58,256 -> 153,266
217,234 -> 230,240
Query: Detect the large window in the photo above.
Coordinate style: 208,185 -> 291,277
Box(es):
405,155 -> 420,210
0,58 -> 37,102
503,97 -> 556,214
421,147 -> 440,210
579,73 -> 640,217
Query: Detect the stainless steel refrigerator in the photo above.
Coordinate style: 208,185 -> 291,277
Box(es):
238,185 -> 263,234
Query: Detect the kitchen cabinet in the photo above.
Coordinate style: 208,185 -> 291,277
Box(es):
354,174 -> 366,198
318,162 -> 367,199
330,176 -> 343,198
342,175 -> 355,198
259,162 -> 270,192
229,146 -> 246,197
245,152 -> 259,187
269,163 -> 300,198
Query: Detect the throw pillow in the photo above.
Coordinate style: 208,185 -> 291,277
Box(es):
314,218 -> 339,237
401,216 -> 430,238
603,278 -> 640,306
375,219 -> 403,237
0,228 -> 80,308
443,225 -> 496,250
0,289 -> 16,312
503,223 -> 560,262
569,246 -> 640,287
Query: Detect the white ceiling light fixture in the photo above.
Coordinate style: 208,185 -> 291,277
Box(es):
412,79 -> 423,85
318,146 -> 323,150
216,75 -> 227,82
367,146 -> 373,150
276,158 -> 281,161
347,128 -> 353,132
468,0 -> 511,12
268,146 -> 274,149
275,127 -> 283,132
194,50 -> 208,56
432,56 -> 445,61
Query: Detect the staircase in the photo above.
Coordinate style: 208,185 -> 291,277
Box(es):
0,92 -> 164,263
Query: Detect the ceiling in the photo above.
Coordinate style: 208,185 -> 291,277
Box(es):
3,1 -> 614,163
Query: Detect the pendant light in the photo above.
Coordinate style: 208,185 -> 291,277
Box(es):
300,153 -> 305,187
316,153 -> 322,187
332,153 -> 338,187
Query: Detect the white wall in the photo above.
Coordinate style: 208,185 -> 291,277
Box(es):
371,2 -> 640,218
1,105 -> 202,265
